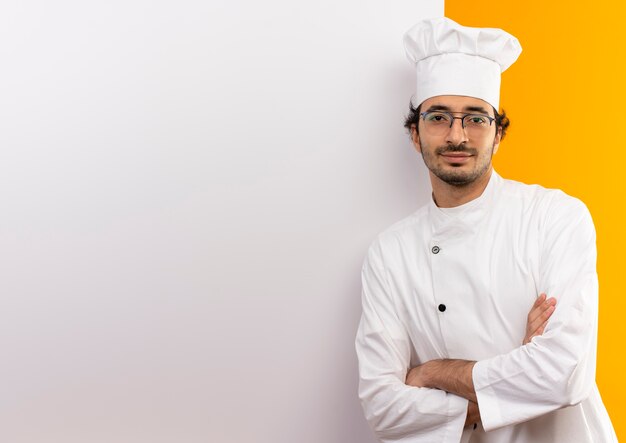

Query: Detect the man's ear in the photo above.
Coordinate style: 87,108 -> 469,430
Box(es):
492,126 -> 502,155
411,124 -> 422,153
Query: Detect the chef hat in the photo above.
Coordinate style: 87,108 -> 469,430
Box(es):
403,17 -> 522,110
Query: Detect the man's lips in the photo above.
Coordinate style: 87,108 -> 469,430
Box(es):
440,152 -> 473,163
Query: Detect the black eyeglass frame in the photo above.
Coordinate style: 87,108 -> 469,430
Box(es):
419,111 -> 496,129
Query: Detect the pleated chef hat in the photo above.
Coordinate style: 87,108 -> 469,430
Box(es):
403,17 -> 522,110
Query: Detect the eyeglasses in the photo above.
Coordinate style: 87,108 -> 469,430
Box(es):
420,111 -> 495,136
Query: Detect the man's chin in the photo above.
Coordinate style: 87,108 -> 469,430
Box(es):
433,169 -> 479,187
441,177 -> 475,187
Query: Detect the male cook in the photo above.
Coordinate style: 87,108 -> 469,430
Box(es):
355,17 -> 617,442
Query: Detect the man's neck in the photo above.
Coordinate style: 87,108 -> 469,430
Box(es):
430,168 -> 493,208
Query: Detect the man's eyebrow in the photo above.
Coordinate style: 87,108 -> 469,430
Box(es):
425,104 -> 491,114
425,105 -> 451,112
464,106 -> 490,114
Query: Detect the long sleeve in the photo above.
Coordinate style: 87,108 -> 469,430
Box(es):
472,195 -> 599,431
355,240 -> 468,442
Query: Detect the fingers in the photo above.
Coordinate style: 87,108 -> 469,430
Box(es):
527,293 -> 556,326
527,293 -> 547,324
524,293 -> 557,345
532,293 -> 546,308
529,318 -> 549,338
534,321 -> 548,336
532,303 -> 556,329
528,304 -> 555,334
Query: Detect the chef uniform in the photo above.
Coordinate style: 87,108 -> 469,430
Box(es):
355,18 -> 617,443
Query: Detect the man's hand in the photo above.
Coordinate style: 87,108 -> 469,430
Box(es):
406,359 -> 479,427
405,361 -> 428,388
404,293 -> 557,430
466,401 -> 480,428
524,293 -> 556,345
406,359 -> 477,402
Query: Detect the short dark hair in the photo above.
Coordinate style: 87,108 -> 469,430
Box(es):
403,102 -> 510,140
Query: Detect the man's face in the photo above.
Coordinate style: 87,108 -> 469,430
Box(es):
411,95 -> 502,187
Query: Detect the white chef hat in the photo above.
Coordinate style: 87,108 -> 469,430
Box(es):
403,17 -> 522,110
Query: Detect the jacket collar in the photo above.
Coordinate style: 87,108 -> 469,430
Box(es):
428,170 -> 501,237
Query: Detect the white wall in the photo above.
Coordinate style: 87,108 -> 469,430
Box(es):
0,1 -> 442,442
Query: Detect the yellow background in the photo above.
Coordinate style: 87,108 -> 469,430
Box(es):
446,0 -> 626,438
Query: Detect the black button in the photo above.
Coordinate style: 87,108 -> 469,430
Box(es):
438,304 -> 446,312
431,246 -> 440,254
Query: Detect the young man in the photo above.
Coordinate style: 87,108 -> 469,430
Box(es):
355,17 -> 616,442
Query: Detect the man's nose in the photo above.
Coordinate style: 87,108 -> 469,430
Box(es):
445,117 -> 469,145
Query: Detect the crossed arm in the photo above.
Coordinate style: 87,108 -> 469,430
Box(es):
358,198 -> 598,440
405,293 -> 557,427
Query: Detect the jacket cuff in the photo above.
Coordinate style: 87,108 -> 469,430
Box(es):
472,359 -> 504,432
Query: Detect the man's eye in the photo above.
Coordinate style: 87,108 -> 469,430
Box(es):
467,116 -> 487,125
427,113 -> 449,122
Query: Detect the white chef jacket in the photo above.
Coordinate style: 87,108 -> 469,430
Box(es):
355,171 -> 616,442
